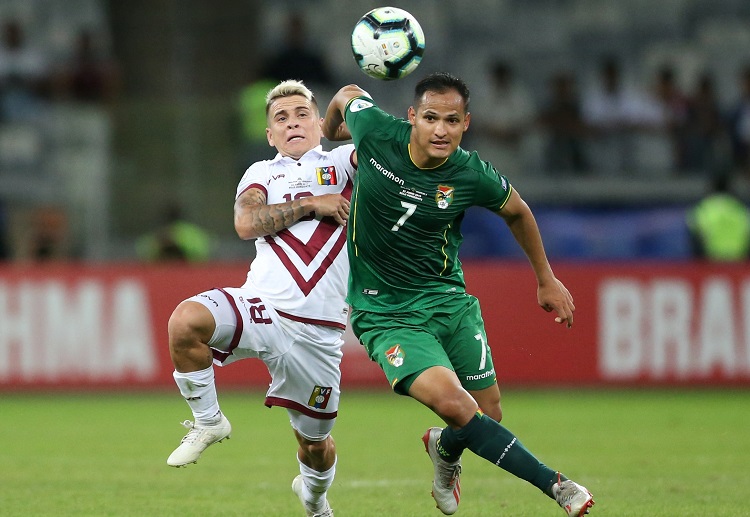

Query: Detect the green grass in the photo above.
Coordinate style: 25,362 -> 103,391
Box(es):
1,388 -> 748,516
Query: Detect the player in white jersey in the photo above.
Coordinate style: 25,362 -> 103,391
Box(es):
166,79 -> 355,517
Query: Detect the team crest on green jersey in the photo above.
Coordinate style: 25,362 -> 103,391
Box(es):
385,345 -> 405,367
436,185 -> 455,209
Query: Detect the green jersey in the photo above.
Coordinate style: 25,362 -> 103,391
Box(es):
344,96 -> 513,313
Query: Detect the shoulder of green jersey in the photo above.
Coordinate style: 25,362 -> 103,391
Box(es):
500,175 -> 509,191
349,98 -> 374,112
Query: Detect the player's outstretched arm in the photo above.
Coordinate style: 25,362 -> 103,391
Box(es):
497,189 -> 575,328
234,188 -> 350,240
322,84 -> 369,142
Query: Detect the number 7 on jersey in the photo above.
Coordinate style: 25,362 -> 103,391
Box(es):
391,201 -> 417,231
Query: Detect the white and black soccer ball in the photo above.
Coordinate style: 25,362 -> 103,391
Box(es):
351,6 -> 425,80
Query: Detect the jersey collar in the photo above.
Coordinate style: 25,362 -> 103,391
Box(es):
408,143 -> 449,170
270,145 -> 325,164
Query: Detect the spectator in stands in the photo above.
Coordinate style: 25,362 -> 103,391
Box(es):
651,65 -> 690,172
471,60 -> 536,177
15,205 -> 73,262
136,204 -> 213,263
54,29 -> 120,104
687,174 -> 750,261
0,201 -> 9,260
582,56 -> 661,174
684,72 -> 727,174
0,19 -> 50,122
537,70 -> 589,173
727,64 -> 750,176
261,13 -> 335,92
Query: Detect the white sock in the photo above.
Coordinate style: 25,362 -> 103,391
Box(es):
173,366 -> 221,425
298,455 -> 336,511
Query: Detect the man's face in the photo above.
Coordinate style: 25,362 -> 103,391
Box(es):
408,89 -> 470,168
266,94 -> 322,159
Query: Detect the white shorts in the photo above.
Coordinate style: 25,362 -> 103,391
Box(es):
187,287 -> 344,424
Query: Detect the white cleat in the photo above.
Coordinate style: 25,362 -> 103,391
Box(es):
166,413 -> 231,467
291,475 -> 334,517
422,427 -> 461,515
552,474 -> 595,516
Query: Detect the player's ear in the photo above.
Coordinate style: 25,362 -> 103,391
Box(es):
463,112 -> 471,132
266,127 -> 274,147
407,106 -> 416,125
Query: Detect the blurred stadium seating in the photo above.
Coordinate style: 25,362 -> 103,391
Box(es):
1,0 -> 749,261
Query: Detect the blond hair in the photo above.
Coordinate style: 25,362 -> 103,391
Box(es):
265,79 -> 318,115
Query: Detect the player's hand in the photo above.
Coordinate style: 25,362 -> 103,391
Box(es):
538,278 -> 575,328
310,194 -> 350,226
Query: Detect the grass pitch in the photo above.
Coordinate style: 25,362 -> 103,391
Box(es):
1,388 -> 748,516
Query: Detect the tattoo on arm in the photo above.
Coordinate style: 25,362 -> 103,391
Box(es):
236,188 -> 308,238
258,200 -> 306,234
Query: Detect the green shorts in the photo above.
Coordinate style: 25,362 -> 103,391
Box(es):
350,294 -> 497,395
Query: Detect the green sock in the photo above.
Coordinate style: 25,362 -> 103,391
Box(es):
440,413 -> 560,496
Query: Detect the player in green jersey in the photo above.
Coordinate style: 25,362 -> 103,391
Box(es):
323,72 -> 594,516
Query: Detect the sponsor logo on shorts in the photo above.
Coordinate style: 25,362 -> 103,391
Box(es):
198,293 -> 219,307
465,368 -> 495,381
385,345 -> 405,367
308,385 -> 333,409
363,288 -> 379,295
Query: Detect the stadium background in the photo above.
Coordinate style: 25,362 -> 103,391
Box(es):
0,0 -> 749,392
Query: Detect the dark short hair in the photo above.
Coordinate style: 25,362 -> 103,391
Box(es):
414,72 -> 471,113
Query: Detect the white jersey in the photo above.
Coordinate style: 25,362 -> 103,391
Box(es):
236,144 -> 356,329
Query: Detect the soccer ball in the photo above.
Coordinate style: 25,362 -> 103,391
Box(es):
351,7 -> 425,80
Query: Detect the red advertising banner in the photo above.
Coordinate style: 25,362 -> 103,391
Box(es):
0,261 -> 748,390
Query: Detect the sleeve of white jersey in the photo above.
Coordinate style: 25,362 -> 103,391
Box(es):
235,161 -> 270,200
332,143 -> 357,182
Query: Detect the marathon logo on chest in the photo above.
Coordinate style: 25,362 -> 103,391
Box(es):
308,385 -> 333,409
316,166 -> 338,185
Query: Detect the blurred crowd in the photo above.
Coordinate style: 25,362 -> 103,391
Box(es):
238,13 -> 750,182
469,55 -> 750,180
0,18 -> 119,123
2,7 -> 750,263
234,12 -> 750,262
0,16 -> 119,262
